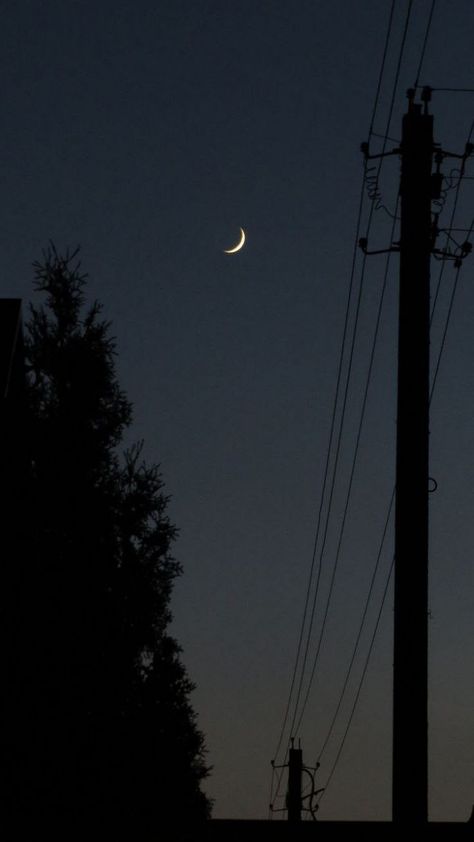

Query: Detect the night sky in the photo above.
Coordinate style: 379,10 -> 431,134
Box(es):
3,0 -> 473,822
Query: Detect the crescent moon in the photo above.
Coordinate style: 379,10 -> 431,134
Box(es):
224,227 -> 246,254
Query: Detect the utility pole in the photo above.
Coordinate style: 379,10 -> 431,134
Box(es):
270,740 -> 323,821
287,743 -> 303,823
392,88 -> 433,826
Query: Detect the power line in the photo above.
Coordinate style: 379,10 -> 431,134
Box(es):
288,0 -> 413,741
295,205 -> 399,739
368,0 -> 397,137
317,555 -> 395,804
370,130 -> 400,144
413,0 -> 437,89
424,87 -> 474,93
270,160 -> 369,767
271,0 -> 400,767
372,0 -> 414,145
271,0 -> 421,812
294,205 -> 399,736
287,250 -> 368,741
317,488 -> 396,766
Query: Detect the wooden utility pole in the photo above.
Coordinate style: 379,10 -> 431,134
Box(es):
287,744 -> 303,823
392,89 -> 433,826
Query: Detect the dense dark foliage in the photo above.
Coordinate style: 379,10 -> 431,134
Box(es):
2,246 -> 210,832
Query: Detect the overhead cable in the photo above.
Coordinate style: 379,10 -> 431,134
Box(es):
289,0 -> 413,741
413,0 -> 437,89
295,202 -> 399,739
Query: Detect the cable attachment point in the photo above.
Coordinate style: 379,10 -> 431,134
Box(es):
432,240 -> 472,268
455,241 -> 472,267
359,238 -> 400,256
360,142 -> 400,161
438,142 -> 474,162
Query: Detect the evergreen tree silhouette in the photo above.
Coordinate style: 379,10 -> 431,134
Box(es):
4,246 -> 210,834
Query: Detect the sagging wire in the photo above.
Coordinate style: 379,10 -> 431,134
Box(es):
316,554 -> 395,808
305,203 -> 399,762
413,0 -> 437,89
270,158 -> 369,767
293,198 -> 400,740
270,0 -> 413,813
418,87 -> 474,93
317,488 -> 396,767
271,0 -> 401,774
287,0 -> 414,743
270,156 -> 371,815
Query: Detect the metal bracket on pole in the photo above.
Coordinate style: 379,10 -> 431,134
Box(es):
358,237 -> 400,256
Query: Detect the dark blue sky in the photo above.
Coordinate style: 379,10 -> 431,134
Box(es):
3,0 -> 473,821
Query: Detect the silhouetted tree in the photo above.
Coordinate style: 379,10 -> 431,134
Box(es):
5,246 -> 210,833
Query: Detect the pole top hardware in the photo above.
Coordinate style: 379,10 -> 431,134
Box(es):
406,86 -> 432,114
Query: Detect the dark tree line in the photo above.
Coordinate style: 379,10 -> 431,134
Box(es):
1,247 -> 210,834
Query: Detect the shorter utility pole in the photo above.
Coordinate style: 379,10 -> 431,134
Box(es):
287,743 -> 303,823
270,740 -> 323,820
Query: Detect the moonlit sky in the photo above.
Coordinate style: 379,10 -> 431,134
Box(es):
2,0 -> 473,822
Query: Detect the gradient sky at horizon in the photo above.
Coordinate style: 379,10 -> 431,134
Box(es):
2,0 -> 473,822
